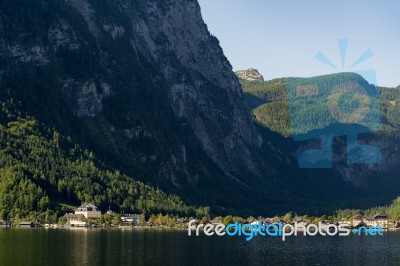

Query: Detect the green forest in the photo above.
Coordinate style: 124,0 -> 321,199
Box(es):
336,196 -> 400,221
0,99 -> 208,223
241,73 -> 400,138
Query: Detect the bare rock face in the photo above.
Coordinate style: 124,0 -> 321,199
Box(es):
235,69 -> 264,81
127,0 -> 263,176
61,80 -> 112,117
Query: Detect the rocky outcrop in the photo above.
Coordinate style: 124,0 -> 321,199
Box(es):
9,45 -> 49,65
235,68 -> 264,81
61,80 -> 112,117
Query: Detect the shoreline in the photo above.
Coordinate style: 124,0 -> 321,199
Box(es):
0,225 -> 188,231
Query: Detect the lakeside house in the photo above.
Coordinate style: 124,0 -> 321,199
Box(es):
352,213 -> 389,228
250,220 -> 258,226
19,222 -> 34,228
338,219 -> 351,228
121,214 -> 140,225
75,203 -> 102,219
64,213 -> 87,227
19,222 -> 41,228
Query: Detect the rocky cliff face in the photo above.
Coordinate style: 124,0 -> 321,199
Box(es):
126,0 -> 262,174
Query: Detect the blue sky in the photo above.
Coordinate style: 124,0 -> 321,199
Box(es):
198,0 -> 400,87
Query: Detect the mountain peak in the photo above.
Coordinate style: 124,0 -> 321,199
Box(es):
235,68 -> 264,82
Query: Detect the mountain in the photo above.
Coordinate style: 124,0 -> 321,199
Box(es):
240,71 -> 400,198
1,0 -> 398,219
0,0 -> 290,217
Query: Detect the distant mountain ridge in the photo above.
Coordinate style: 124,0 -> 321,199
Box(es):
240,72 -> 400,195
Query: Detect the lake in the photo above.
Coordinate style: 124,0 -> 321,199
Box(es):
0,228 -> 400,266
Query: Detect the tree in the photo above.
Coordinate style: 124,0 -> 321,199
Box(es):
213,216 -> 224,223
283,212 -> 292,223
233,216 -> 246,224
223,215 -> 233,226
58,216 -> 67,225
103,214 -> 112,226
112,214 -> 121,226
247,216 -> 256,222
138,214 -> 145,226
196,207 -> 210,220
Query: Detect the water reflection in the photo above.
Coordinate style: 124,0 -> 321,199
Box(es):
0,228 -> 400,265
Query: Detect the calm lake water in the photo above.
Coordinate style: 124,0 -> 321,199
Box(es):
0,228 -> 400,266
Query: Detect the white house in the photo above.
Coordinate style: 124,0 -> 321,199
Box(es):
64,213 -> 87,227
121,214 -> 140,225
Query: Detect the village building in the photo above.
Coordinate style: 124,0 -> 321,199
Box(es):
64,213 -> 87,227
106,207 -> 114,216
373,213 -> 389,228
363,215 -> 376,227
250,220 -> 259,226
121,214 -> 140,225
338,219 -> 351,228
352,213 -> 389,228
19,221 -> 41,228
75,203 -> 102,219
352,214 -> 363,227
19,221 -> 34,228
